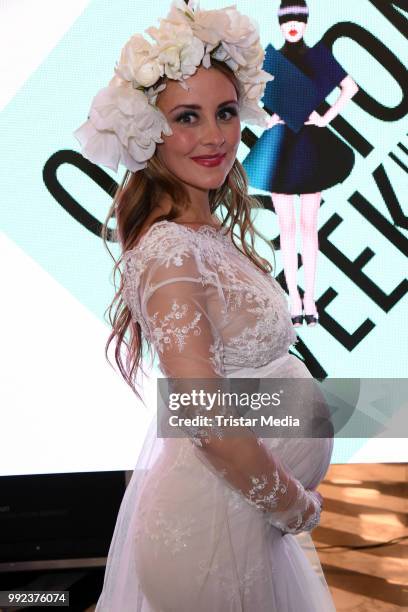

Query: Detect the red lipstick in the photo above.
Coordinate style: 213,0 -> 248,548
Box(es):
191,153 -> 226,167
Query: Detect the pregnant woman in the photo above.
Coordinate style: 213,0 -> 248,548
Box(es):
243,0 -> 359,327
73,1 -> 335,609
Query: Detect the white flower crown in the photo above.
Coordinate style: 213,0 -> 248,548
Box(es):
73,0 -> 274,173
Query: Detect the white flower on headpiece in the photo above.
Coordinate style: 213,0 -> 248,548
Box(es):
145,82 -> 167,105
73,81 -> 172,173
238,61 -> 274,102
146,21 -> 204,82
168,1 -> 232,45
167,1 -> 254,70
115,33 -> 162,88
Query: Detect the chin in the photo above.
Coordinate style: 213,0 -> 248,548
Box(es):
192,179 -> 227,191
186,169 -> 230,189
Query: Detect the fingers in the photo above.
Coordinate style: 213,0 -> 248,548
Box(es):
313,491 -> 323,508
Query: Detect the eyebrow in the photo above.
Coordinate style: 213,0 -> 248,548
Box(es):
170,99 -> 239,113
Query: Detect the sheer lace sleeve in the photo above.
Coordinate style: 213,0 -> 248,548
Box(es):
137,236 -> 225,380
124,232 -> 321,535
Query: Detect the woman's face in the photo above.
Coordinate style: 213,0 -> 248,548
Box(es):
280,20 -> 307,43
155,65 -> 241,194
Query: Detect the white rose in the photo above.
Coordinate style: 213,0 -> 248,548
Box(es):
243,81 -> 265,101
157,43 -> 182,79
191,8 -> 230,45
238,66 -> 274,90
226,43 -> 245,66
108,73 -> 126,88
223,9 -> 259,48
115,34 -> 157,85
165,0 -> 200,28
241,42 -> 265,68
211,44 -> 239,71
180,36 -> 204,75
147,21 -> 203,80
133,60 -> 162,87
74,82 -> 172,173
239,99 -> 271,128
146,20 -> 192,46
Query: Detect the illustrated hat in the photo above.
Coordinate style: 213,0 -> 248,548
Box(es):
278,0 -> 309,24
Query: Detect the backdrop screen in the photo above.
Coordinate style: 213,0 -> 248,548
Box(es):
1,0 -> 407,475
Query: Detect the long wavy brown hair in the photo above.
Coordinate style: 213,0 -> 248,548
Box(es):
101,58 -> 275,405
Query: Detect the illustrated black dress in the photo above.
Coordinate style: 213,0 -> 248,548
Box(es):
243,39 -> 355,195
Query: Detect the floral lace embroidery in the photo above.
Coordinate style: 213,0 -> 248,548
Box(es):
149,299 -> 202,353
264,482 -> 322,534
122,252 -> 151,341
208,332 -> 226,377
186,418 -> 226,448
141,508 -> 198,555
196,555 -> 270,605
246,470 -> 288,510
122,221 -> 299,373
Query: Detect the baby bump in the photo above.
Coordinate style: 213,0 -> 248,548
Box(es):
251,353 -> 334,489
262,436 -> 333,490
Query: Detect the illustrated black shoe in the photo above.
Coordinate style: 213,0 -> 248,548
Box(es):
304,313 -> 319,326
302,296 -> 319,326
291,314 -> 304,327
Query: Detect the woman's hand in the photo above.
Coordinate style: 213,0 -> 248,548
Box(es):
313,490 -> 323,509
306,75 -> 358,127
266,113 -> 285,129
304,110 -> 329,128
282,489 -> 323,535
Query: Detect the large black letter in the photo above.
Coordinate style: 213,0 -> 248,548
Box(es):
323,22 -> 408,121
368,0 -> 408,38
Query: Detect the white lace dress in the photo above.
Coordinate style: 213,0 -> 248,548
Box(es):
95,220 -> 335,612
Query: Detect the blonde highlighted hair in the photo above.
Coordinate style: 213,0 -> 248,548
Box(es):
101,59 -> 275,404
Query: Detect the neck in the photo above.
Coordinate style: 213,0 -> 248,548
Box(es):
283,38 -> 307,54
157,191 -> 215,225
181,189 -> 213,223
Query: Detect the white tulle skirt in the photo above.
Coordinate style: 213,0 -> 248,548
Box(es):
95,353 -> 336,611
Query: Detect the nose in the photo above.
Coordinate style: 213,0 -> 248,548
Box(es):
200,118 -> 226,148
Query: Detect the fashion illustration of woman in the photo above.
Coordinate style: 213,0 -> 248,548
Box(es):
73,1 -> 335,610
243,0 -> 359,327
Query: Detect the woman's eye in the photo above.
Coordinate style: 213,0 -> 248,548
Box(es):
219,106 -> 238,120
176,112 -> 198,124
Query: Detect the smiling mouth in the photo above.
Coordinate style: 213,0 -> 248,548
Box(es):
191,153 -> 226,160
190,153 -> 227,166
